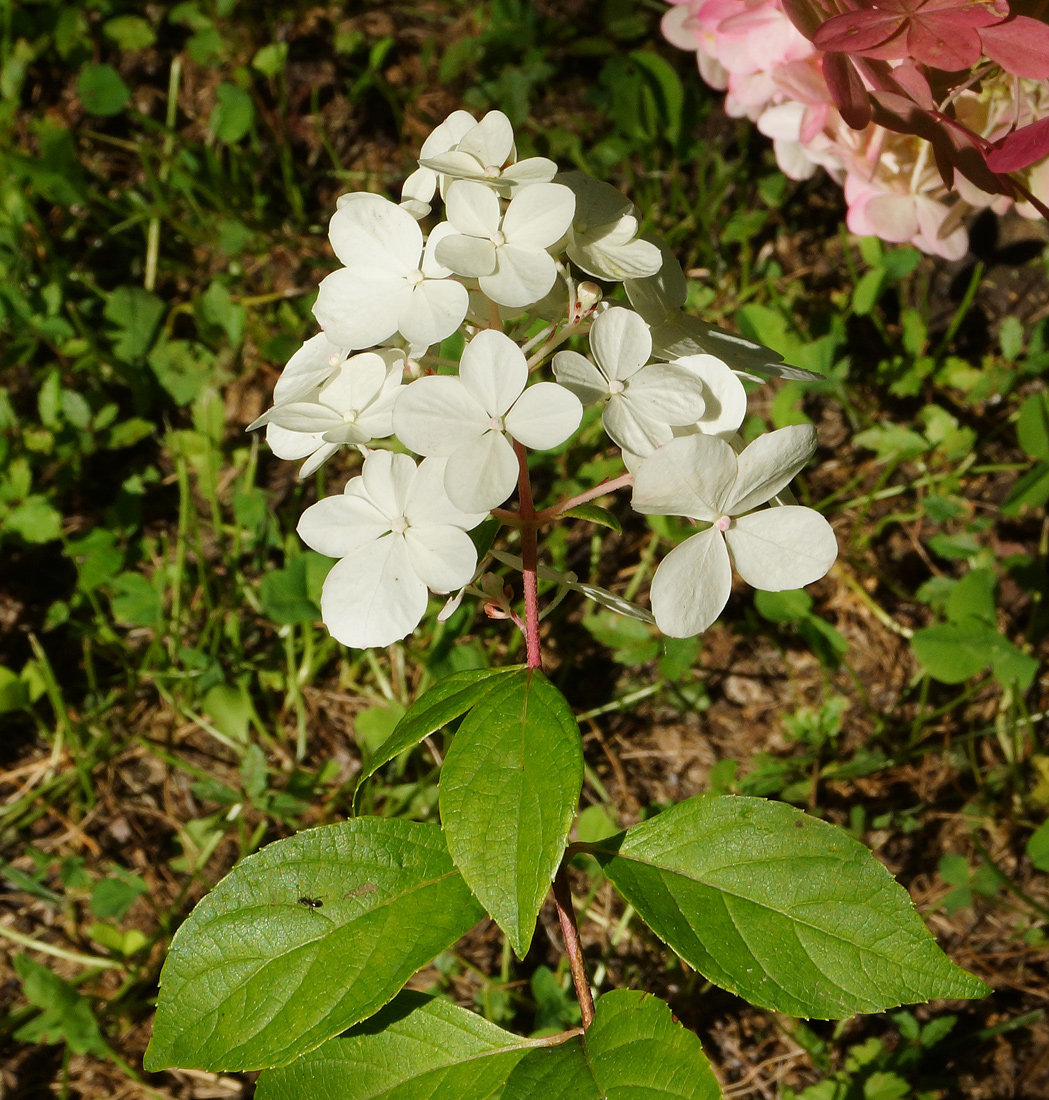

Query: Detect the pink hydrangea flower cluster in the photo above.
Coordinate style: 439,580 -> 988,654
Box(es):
662,0 -> 1049,259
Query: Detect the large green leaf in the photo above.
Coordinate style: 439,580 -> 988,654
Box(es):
144,820 -> 485,1072
592,795 -> 988,1019
257,989 -> 721,1100
439,669 -> 583,957
353,666 -> 523,809
504,989 -> 722,1099
256,991 -> 533,1100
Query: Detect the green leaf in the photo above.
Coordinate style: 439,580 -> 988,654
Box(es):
77,63 -> 130,116
562,504 -> 622,533
105,287 -> 165,362
257,989 -> 720,1100
110,572 -> 161,626
103,15 -> 157,50
253,42 -> 289,76
209,83 -> 255,143
583,610 -> 659,665
259,554 -> 331,625
504,989 -> 722,1099
256,991 -> 534,1100
0,666 -> 29,714
201,681 -> 254,744
353,666 -> 523,808
755,588 -> 812,624
1002,461 -> 1049,516
144,819 -> 485,1072
591,795 -> 987,1019
149,340 -> 217,405
439,670 -> 583,956
628,50 -> 683,142
4,497 -> 62,543
945,568 -> 997,626
1018,392 -> 1049,461
852,268 -> 887,315
90,873 -> 149,919
911,622 -> 1008,684
1026,820 -> 1049,872
13,955 -> 109,1056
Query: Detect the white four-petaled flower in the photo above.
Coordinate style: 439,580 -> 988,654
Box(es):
553,307 -> 706,455
631,427 -> 838,637
250,345 -> 404,475
417,109 -> 557,195
313,193 -> 468,350
297,451 -> 485,649
435,180 -> 576,308
557,172 -> 662,281
393,329 -> 582,512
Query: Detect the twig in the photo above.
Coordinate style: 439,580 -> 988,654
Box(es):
553,864 -> 595,1028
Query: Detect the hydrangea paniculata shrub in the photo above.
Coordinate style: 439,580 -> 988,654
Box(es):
143,109 -> 988,1099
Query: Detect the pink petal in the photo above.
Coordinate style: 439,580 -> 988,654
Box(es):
812,10 -> 905,52
979,16 -> 1049,78
907,17 -> 982,69
985,116 -> 1049,173
823,52 -> 872,130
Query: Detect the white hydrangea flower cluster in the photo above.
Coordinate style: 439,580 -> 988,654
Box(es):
250,109 -> 839,650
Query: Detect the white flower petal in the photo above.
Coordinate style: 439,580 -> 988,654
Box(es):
393,375 -> 488,456
421,222 -> 458,279
631,435 -> 737,521
624,237 -> 689,319
273,333 -> 345,404
480,245 -> 556,308
622,364 -> 706,425
312,268 -> 406,349
298,442 -> 341,479
404,456 -> 488,530
502,183 -> 575,250
328,194 -> 421,273
459,329 -> 527,417
400,167 -> 436,218
591,308 -> 652,381
297,492 -> 391,558
730,424 -> 817,514
724,508 -> 838,590
444,430 -> 519,512
419,110 -> 477,159
501,157 -> 558,187
445,180 -> 501,237
434,233 -> 497,278
404,525 -> 478,592
318,352 -> 389,414
266,422 -> 325,461
264,402 -> 345,433
552,350 -> 609,405
505,382 -> 582,450
320,537 -> 428,649
398,280 -> 469,347
603,397 -> 674,455
420,149 -> 488,182
650,527 -> 733,637
457,110 -> 514,167
361,450 -> 419,519
673,354 -> 747,435
569,233 -> 663,281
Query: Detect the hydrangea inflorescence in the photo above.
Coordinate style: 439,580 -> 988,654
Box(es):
250,109 -> 839,650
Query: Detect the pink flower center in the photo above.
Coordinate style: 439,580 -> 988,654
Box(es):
608,379 -> 625,395
715,516 -> 731,533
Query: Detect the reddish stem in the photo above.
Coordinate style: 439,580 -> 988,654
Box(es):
514,440 -> 542,671
553,864 -> 595,1029
534,473 -> 635,525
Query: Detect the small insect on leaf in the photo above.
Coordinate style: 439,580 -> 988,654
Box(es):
297,896 -> 324,909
